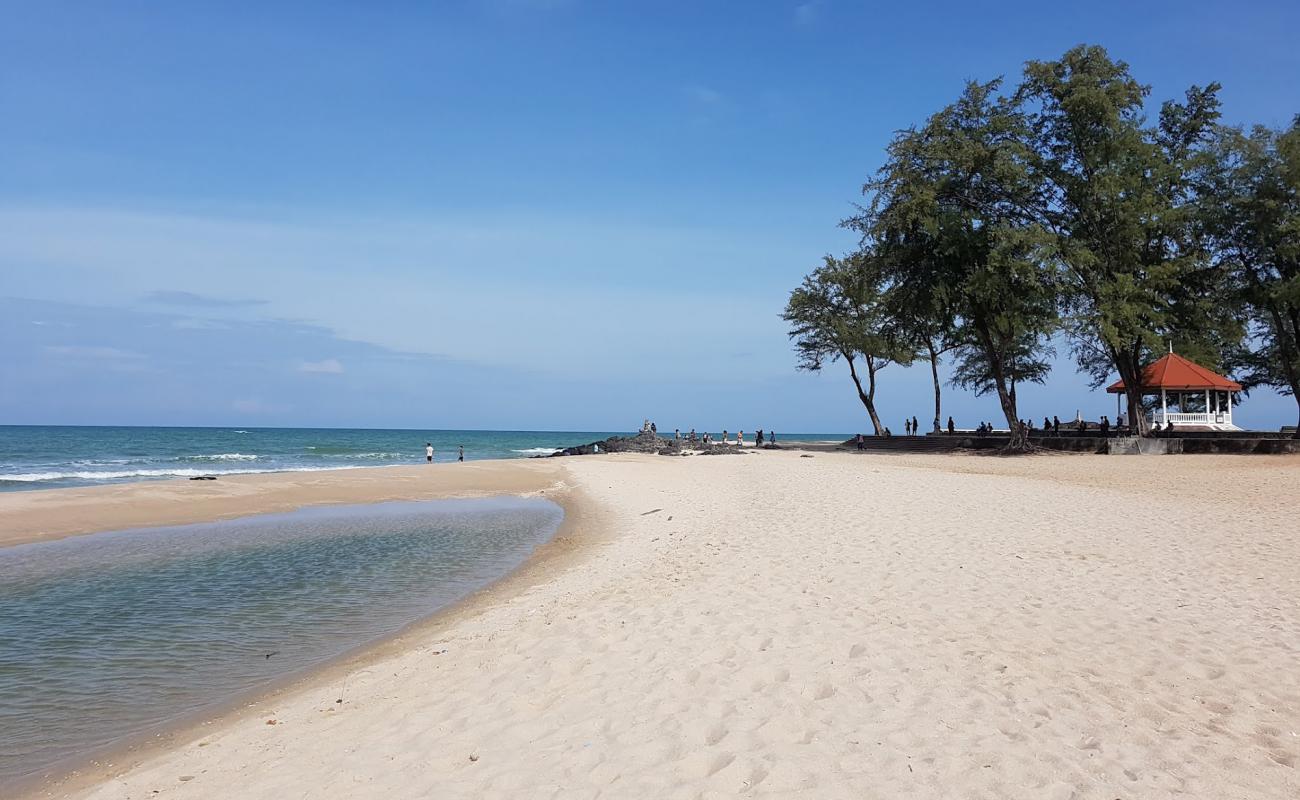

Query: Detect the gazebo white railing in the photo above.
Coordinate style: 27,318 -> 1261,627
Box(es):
1149,410 -> 1229,426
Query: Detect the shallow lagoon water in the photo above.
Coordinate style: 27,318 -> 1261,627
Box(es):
0,497 -> 564,787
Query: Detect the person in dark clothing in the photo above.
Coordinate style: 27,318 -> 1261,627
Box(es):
458,445 -> 464,462
1053,415 -> 1060,435
947,416 -> 955,434
912,416 -> 919,435
756,430 -> 764,446
855,433 -> 864,451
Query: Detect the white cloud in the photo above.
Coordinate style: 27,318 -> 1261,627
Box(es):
298,358 -> 344,374
684,84 -> 724,106
794,0 -> 825,26
44,344 -> 144,360
0,206 -> 831,383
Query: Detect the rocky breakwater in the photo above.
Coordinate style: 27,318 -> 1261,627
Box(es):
543,430 -> 747,457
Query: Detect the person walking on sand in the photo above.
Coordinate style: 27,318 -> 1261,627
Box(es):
458,445 -> 464,462
1053,415 -> 1060,435
425,443 -> 434,463
737,430 -> 745,447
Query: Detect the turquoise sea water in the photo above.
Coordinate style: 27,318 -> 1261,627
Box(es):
0,426 -> 849,492
0,426 -> 623,491
0,497 -> 564,788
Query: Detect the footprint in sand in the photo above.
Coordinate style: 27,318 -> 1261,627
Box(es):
706,752 -> 736,777
705,722 -> 729,746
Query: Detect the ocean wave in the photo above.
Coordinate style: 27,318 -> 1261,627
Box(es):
0,466 -> 363,483
182,453 -> 260,462
511,447 -> 562,455
338,452 -> 407,460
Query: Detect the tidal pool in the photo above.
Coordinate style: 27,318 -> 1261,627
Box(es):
0,496 -> 563,788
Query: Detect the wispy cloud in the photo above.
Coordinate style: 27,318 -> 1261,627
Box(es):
143,290 -> 266,308
298,358 -> 344,374
45,344 -> 145,360
684,84 -> 724,106
794,0 -> 825,26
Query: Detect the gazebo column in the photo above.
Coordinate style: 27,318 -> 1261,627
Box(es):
1161,389 -> 1168,424
1206,389 -> 1212,423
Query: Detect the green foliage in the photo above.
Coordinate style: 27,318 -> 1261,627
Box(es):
1017,46 -> 1238,401
785,44 -> 1296,438
1198,120 -> 1300,408
847,79 -> 1059,443
782,253 -> 915,373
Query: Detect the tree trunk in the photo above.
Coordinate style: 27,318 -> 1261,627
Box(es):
974,324 -> 1028,452
1109,340 -> 1149,437
993,377 -> 1028,451
844,353 -> 885,436
1263,302 -> 1300,439
927,340 -> 942,434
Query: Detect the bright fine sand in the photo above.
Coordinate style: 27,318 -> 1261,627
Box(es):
7,450 -> 1300,799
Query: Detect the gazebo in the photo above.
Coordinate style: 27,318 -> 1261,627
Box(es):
1106,351 -> 1243,431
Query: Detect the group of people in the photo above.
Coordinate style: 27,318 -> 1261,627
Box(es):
424,443 -> 465,463
669,427 -> 775,447
971,413 -> 1137,437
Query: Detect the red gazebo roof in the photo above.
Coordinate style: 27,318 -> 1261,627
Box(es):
1106,352 -> 1242,393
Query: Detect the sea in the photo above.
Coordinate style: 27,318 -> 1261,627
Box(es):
0,426 -> 846,492
0,497 -> 564,788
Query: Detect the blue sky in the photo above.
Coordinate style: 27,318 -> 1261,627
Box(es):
3,0 -> 1298,432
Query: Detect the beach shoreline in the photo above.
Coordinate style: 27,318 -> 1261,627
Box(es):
6,458 -> 603,799
7,450 -> 1300,799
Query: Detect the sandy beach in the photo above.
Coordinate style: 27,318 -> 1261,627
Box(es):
6,450 -> 1300,799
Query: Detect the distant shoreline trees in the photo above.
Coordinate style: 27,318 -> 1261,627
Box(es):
786,44 -> 1300,444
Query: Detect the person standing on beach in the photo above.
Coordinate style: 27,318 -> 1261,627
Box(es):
947,416 -> 955,434
458,445 -> 464,462
912,416 -> 919,436
737,430 -> 745,447
756,429 -> 764,446
425,443 -> 434,463
722,430 -> 728,444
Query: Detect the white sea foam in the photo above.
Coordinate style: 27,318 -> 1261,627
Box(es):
339,452 -> 407,460
511,447 -> 562,455
0,466 -> 363,483
183,453 -> 260,461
